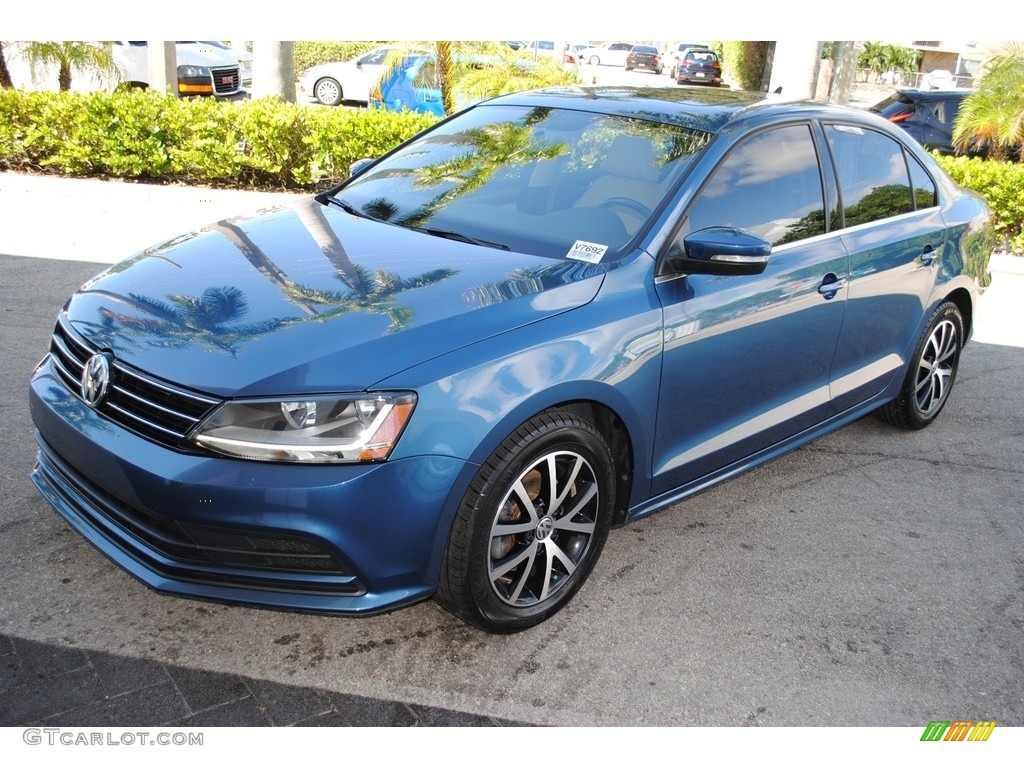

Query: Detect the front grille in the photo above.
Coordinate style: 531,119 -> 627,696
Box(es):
36,441 -> 364,595
48,315 -> 220,449
211,66 -> 240,94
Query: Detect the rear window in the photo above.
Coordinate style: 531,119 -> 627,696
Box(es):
870,93 -> 916,120
632,46 -> 658,54
683,50 -> 718,63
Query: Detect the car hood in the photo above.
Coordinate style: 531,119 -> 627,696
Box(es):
65,198 -> 604,397
175,43 -> 238,69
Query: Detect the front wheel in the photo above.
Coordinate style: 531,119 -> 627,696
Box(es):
313,77 -> 343,106
436,410 -> 615,632
875,301 -> 964,429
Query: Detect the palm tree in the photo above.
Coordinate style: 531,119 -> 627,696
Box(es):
952,44 -> 1024,160
858,41 -> 887,82
18,41 -> 122,91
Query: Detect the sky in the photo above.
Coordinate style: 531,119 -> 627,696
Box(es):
5,1 -> 1006,44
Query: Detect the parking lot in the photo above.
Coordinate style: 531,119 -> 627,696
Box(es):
1,61 -> 1023,730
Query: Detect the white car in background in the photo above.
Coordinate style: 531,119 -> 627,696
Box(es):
298,47 -> 395,106
579,42 -> 633,66
516,41 -> 582,73
114,41 -> 247,100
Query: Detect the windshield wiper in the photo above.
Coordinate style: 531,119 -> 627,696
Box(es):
315,193 -> 367,218
410,226 -> 510,251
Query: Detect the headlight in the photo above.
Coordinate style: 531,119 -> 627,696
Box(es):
190,393 -> 416,463
178,64 -> 211,79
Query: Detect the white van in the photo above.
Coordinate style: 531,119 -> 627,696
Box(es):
113,41 -> 247,100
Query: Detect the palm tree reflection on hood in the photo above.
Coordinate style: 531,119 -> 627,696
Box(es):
84,198 -> 460,354
89,286 -> 286,357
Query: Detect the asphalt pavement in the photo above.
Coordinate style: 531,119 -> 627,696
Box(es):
0,161 -> 1022,732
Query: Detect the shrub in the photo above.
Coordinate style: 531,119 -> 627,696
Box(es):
0,89 -> 437,189
936,154 -> 1024,254
715,41 -> 772,91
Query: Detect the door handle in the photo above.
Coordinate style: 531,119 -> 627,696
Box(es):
818,275 -> 847,298
920,245 -> 937,266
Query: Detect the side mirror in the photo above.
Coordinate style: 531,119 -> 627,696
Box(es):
349,158 -> 375,178
667,226 -> 771,276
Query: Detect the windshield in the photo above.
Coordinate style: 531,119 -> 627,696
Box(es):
336,104 -> 712,261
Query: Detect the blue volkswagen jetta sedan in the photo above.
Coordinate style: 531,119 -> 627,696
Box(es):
29,86 -> 994,632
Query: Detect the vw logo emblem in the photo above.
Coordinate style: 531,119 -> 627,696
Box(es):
81,353 -> 112,407
536,516 -> 555,541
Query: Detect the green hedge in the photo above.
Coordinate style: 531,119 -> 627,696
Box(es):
1,89 -> 1022,254
0,89 -> 437,190
935,154 -> 1024,254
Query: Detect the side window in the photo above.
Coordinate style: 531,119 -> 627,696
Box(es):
825,124 -> 914,227
907,153 -> 937,209
934,100 -> 957,126
684,124 -> 826,246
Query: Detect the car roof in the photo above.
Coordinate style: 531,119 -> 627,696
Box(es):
481,85 -> 882,135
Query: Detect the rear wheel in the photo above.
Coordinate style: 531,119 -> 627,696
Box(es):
436,409 -> 615,633
876,301 -> 964,429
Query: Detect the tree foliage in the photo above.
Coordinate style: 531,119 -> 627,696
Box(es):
379,41 -> 578,116
714,41 -> 772,91
952,44 -> 1024,161
857,42 -> 919,83
17,41 -> 122,91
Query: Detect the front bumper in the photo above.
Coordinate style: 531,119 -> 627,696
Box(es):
29,362 -> 467,615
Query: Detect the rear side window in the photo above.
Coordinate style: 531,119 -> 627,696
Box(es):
907,153 -> 938,208
825,125 -> 914,227
930,98 -> 961,126
684,124 -> 825,246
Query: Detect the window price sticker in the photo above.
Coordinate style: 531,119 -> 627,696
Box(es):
566,240 -> 608,263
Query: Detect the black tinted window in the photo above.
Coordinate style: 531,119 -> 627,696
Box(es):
685,124 -> 825,246
870,93 -> 915,120
825,125 -> 913,226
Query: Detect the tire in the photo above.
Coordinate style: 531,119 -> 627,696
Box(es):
588,55 -> 600,65
436,409 -> 615,633
876,301 -> 964,430
313,77 -> 343,106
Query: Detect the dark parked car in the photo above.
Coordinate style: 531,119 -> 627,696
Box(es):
626,45 -> 663,74
869,88 -> 974,155
675,47 -> 722,85
30,86 -> 993,633
667,41 -> 710,79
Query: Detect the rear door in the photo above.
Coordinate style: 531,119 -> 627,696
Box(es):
820,123 -> 945,413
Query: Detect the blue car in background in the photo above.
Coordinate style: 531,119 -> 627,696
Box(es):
30,86 -> 993,633
369,54 -> 447,116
